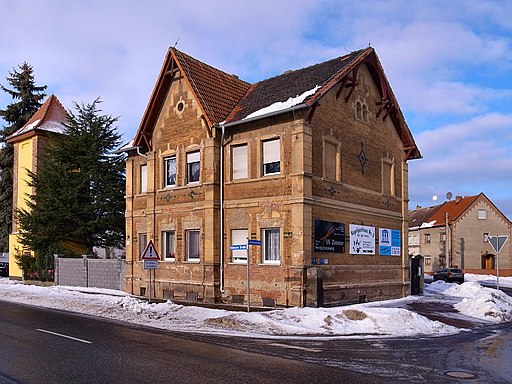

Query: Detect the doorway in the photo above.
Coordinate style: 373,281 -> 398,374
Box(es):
481,253 -> 495,270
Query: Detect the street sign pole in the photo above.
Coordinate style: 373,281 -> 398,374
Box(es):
141,240 -> 161,303
149,269 -> 152,303
487,235 -> 509,291
246,237 -> 250,313
497,247 -> 500,291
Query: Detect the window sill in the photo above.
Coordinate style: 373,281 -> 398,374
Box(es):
259,262 -> 281,266
183,260 -> 200,264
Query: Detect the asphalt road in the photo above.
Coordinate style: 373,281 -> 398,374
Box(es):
0,301 -> 380,384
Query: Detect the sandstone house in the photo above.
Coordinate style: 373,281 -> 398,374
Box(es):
122,46 -> 421,307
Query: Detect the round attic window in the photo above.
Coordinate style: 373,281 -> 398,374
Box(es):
176,100 -> 185,113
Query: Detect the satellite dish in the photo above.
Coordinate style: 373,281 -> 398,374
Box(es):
446,192 -> 453,200
432,195 -> 438,201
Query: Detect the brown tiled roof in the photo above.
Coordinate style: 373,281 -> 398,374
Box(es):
7,94 -> 68,143
409,205 -> 442,229
226,49 -> 368,122
172,49 -> 250,125
133,46 -> 420,161
428,195 -> 481,226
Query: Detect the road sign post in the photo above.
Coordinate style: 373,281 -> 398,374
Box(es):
141,240 -> 161,303
246,238 -> 250,312
487,235 -> 509,290
230,240 -> 261,312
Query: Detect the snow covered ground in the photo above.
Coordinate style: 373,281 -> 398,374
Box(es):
0,274 -> 510,339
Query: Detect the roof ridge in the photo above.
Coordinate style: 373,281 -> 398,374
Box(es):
39,94 -> 56,126
171,47 -> 250,85
254,48 -> 369,85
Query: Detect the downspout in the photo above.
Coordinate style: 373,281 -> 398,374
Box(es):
220,124 -> 225,293
136,146 -> 147,159
134,146 -> 147,295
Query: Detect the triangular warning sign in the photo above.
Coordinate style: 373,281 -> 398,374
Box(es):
141,240 -> 160,260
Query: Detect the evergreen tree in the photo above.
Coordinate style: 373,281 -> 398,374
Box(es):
17,99 -> 125,259
0,63 -> 47,251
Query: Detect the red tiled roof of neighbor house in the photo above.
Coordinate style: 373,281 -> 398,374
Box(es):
428,195 -> 480,226
7,94 -> 68,143
409,204 -> 443,229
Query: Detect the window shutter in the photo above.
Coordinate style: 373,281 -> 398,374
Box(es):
187,151 -> 200,163
263,139 -> 280,164
231,229 -> 248,262
232,145 -> 248,179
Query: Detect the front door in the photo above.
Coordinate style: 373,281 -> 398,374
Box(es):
481,254 -> 495,269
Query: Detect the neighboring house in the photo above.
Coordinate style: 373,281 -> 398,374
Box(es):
6,95 -> 69,279
408,193 -> 512,274
122,46 -> 421,307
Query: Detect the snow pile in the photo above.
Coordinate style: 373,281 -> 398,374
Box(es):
464,273 -> 512,288
426,281 -> 512,323
203,306 -> 456,337
0,276 -> 510,338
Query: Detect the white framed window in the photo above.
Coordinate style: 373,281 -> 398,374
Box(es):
478,209 -> 486,220
140,164 -> 147,193
439,232 -> 446,242
483,232 -> 489,243
424,233 -> 431,243
164,156 -> 176,187
138,233 -> 147,259
262,228 -> 280,264
232,144 -> 248,180
187,152 -> 200,184
186,230 -> 200,261
231,229 -> 248,263
324,140 -> 339,181
162,231 -> 175,261
262,139 -> 280,176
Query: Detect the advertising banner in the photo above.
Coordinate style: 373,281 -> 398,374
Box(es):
379,228 -> 401,256
349,224 -> 375,255
314,220 -> 345,253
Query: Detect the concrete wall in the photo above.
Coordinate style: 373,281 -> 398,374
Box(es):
55,256 -> 125,291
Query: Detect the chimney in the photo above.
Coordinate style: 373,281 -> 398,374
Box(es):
455,196 -> 463,203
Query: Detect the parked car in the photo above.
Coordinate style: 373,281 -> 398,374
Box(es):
433,268 -> 464,284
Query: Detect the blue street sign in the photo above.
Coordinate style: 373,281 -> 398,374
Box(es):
248,239 -> 262,246
230,244 -> 247,250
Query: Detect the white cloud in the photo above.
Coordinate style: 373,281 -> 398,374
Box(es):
0,0 -> 511,217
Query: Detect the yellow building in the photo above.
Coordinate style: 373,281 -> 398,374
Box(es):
6,95 -> 68,279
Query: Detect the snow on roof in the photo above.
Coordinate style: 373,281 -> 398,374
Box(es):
7,95 -> 68,142
420,220 -> 437,228
118,139 -> 135,151
243,85 -> 320,120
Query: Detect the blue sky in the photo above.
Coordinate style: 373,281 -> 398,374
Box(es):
1,0 -> 511,218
